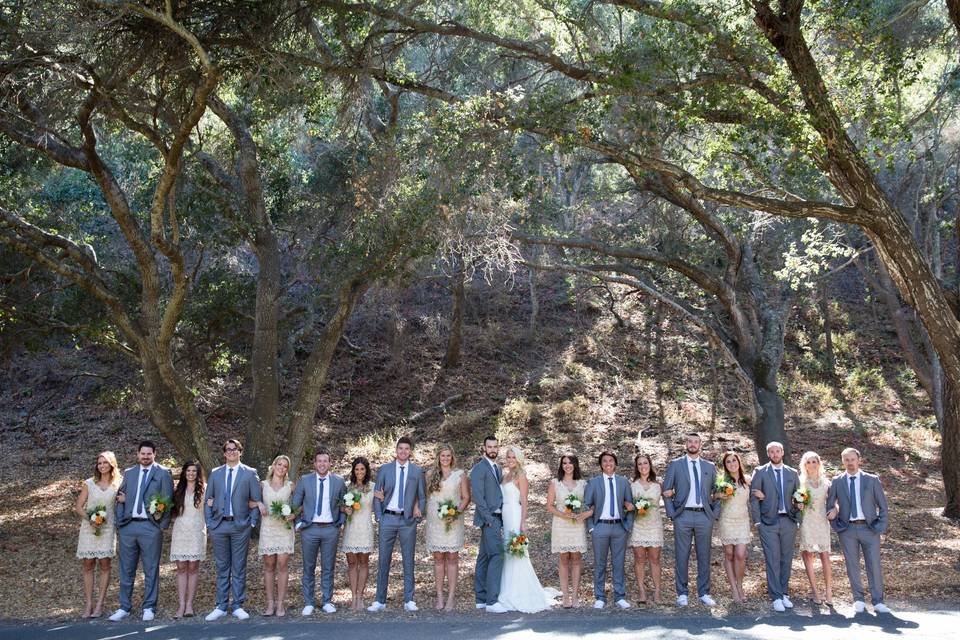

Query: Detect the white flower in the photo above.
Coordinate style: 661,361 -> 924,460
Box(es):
90,513 -> 98,523
281,504 -> 292,516
148,499 -> 158,514
344,495 -> 355,505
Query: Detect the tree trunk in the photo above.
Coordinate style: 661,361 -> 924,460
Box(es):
817,291 -> 836,379
442,257 -> 465,369
943,374 -> 960,519
141,359 -> 215,471
753,381 -> 789,464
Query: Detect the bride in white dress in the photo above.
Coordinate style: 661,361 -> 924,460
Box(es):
497,446 -> 560,613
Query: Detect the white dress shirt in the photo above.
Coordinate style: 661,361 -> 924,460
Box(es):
684,456 -> 703,508
387,463 -> 408,512
846,471 -> 864,520
313,473 -> 332,523
132,464 -> 154,518
772,463 -> 787,514
600,473 -> 619,519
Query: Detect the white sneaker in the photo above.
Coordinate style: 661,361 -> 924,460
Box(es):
475,603 -> 487,609
773,599 -> 785,612
700,595 -> 717,607
322,603 -> 337,614
592,599 -> 605,609
485,602 -> 508,613
853,600 -> 866,613
367,601 -> 386,612
108,609 -> 129,622
205,608 -> 228,621
404,601 -> 418,612
874,603 -> 892,614
676,595 -> 688,606
141,608 -> 154,622
302,605 -> 315,616
232,607 -> 249,620
782,595 -> 794,609
615,599 -> 631,609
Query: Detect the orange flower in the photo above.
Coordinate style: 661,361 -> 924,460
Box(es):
352,502 -> 361,511
156,503 -> 165,512
725,486 -> 734,495
94,515 -> 104,525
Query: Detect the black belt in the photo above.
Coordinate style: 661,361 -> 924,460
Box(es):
222,516 -> 234,521
384,509 -> 404,516
131,517 -> 149,521
312,521 -> 335,527
849,519 -> 867,524
779,513 -> 791,517
598,518 -> 622,524
492,512 -> 502,518
685,507 -> 705,512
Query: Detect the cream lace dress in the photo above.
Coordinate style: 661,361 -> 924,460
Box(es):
76,478 -> 118,559
259,480 -> 295,556
629,480 -> 664,548
169,492 -> 207,561
550,478 -> 587,553
426,469 -> 466,553
798,480 -> 831,552
340,485 -> 375,553
716,483 -> 752,545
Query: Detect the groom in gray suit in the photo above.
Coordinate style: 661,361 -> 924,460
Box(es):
291,447 -> 347,616
826,447 -> 891,614
584,450 -> 634,609
368,436 -> 426,612
749,441 -> 800,612
108,440 -> 174,622
203,438 -> 262,621
470,435 -> 507,613
662,432 -> 720,607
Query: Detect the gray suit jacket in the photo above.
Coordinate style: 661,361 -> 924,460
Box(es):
826,471 -> 889,534
204,463 -> 262,530
469,459 -> 503,528
583,474 -> 634,532
115,464 -> 174,530
373,460 -> 426,522
662,456 -> 720,520
291,472 -> 347,529
749,463 -> 800,525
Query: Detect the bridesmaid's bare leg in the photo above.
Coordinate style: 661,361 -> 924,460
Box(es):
801,551 -> 821,603
558,553 -> 570,607
821,551 -> 833,605
444,552 -> 459,611
633,547 -> 648,602
433,552 -> 445,609
733,544 -> 747,602
722,544 -> 737,602
81,558 -> 95,618
174,561 -> 188,618
571,552 -> 583,606
649,547 -> 663,604
263,554 -> 277,615
94,558 -> 110,617
358,553 -> 370,608
185,561 -> 200,616
277,553 -> 289,616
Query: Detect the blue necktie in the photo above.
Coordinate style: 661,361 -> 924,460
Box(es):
776,468 -> 784,511
398,466 -> 406,508
691,460 -> 701,506
134,467 -> 149,515
316,476 -> 325,519
607,477 -> 616,519
226,467 -> 234,517
494,463 -> 501,483
849,476 -> 857,519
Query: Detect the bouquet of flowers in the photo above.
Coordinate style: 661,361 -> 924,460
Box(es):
714,476 -> 735,498
341,489 -> 363,523
86,504 -> 107,536
634,496 -> 653,517
437,498 -> 460,532
562,494 -> 582,520
270,500 -> 293,529
792,486 -> 811,511
505,531 -> 529,558
147,494 -> 172,521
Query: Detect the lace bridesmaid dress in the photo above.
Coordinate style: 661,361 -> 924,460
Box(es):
259,480 -> 295,556
716,483 -> 752,545
426,469 -> 466,553
76,478 -> 117,559
798,480 -> 831,552
629,481 -> 664,548
340,485 -> 375,553
169,493 -> 207,561
550,478 -> 587,553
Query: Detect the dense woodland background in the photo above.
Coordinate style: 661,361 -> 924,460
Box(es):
2,0 -> 960,572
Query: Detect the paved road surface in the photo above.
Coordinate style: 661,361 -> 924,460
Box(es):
0,608 -> 955,640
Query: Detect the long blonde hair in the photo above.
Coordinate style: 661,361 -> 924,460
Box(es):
427,444 -> 457,495
93,451 -> 121,489
504,445 -> 526,481
268,455 -> 292,482
799,451 -> 827,485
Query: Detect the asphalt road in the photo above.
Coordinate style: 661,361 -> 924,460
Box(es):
0,608 -> 956,640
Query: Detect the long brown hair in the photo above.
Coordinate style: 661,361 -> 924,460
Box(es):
720,452 -> 748,488
427,444 -> 457,494
172,461 -> 205,519
633,453 -> 658,482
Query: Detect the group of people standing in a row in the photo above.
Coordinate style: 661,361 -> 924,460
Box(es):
74,432 -> 891,622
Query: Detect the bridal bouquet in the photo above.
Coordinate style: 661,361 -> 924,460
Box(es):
341,489 -> 363,522
270,500 -> 293,529
86,504 -> 107,536
505,531 -> 529,558
633,496 -> 652,517
147,494 -> 172,521
792,486 -> 811,511
437,499 -> 460,532
714,476 -> 735,498
562,494 -> 582,519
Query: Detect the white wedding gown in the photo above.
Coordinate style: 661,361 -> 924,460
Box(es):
498,481 -> 560,613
